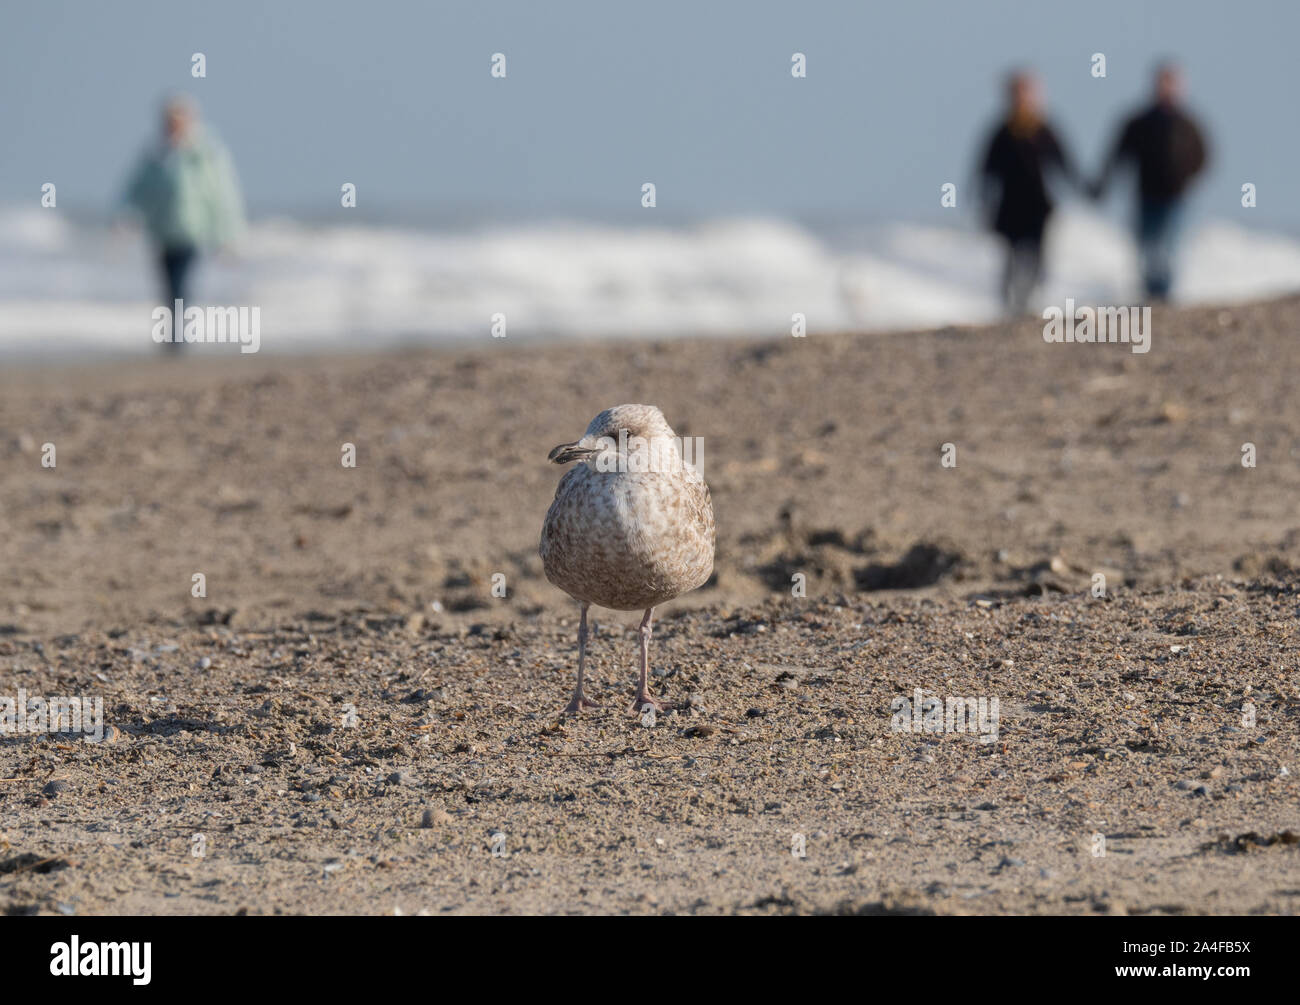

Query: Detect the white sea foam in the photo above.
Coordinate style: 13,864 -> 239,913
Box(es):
0,205 -> 1295,356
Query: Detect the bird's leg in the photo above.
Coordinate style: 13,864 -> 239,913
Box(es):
562,603 -> 600,715
630,607 -> 674,713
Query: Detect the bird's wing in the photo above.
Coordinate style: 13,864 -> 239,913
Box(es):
685,474 -> 716,547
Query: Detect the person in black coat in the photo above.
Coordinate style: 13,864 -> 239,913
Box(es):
978,71 -> 1081,314
1093,64 -> 1209,300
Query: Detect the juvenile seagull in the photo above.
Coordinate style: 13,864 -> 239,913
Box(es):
540,405 -> 715,715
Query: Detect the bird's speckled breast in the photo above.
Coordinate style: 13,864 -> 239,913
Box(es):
540,464 -> 715,611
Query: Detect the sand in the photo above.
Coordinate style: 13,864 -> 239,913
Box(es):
1,295 -> 1298,914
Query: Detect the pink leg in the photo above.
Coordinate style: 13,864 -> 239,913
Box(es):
562,603 -> 600,715
629,607 -> 674,713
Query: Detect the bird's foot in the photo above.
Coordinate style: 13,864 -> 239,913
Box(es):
629,692 -> 675,715
561,693 -> 601,716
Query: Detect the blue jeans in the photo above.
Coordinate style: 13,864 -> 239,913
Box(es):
1137,199 -> 1184,301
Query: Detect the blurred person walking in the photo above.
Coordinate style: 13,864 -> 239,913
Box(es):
1092,63 -> 1209,300
119,95 -> 245,349
978,71 -> 1081,314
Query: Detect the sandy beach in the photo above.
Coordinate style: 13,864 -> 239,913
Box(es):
2,295 -> 1298,915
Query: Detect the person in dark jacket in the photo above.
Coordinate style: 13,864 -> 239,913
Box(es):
979,71 -> 1080,314
1093,63 -> 1209,300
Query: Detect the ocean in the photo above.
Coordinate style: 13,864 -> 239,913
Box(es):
2,205 -> 1298,357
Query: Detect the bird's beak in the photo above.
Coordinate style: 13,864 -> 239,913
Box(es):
548,440 -> 596,464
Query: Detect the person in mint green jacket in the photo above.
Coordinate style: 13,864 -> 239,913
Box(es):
121,96 -> 245,347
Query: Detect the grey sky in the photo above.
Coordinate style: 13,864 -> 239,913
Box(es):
3,0 -> 1296,228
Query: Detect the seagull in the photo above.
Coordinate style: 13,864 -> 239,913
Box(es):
540,405 -> 715,715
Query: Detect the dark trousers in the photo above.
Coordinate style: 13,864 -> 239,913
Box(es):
1137,198 -> 1183,301
1001,237 -> 1043,315
158,245 -> 197,349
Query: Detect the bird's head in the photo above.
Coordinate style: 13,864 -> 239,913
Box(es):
547,404 -> 680,471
